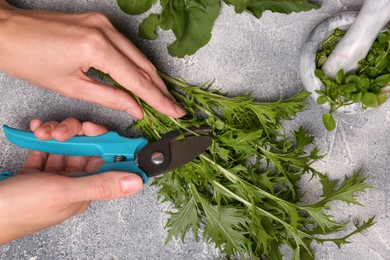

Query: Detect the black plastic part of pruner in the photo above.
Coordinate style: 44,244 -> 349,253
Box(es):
137,127 -> 212,178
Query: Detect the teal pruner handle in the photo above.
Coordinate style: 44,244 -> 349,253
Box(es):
0,171 -> 13,181
2,125 -> 150,183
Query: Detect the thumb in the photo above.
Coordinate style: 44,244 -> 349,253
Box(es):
65,172 -> 144,202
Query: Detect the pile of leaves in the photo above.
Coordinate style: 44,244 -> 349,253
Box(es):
116,0 -> 320,57
106,72 -> 374,259
315,28 -> 390,131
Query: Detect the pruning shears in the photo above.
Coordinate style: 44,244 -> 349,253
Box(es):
0,125 -> 212,183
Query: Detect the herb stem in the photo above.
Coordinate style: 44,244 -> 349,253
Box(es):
211,180 -> 312,254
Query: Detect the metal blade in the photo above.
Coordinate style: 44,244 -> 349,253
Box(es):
164,136 -> 211,173
137,135 -> 211,178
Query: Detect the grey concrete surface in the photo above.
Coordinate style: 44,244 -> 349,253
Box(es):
1,0 -> 389,259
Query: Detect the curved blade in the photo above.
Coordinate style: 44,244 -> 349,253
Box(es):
137,135 -> 211,178
165,136 -> 211,173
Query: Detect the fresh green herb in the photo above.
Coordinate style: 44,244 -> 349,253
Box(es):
99,71 -> 374,259
315,28 -> 390,131
117,0 -> 321,57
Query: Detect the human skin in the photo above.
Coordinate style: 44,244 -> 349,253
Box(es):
0,118 -> 144,245
0,0 -> 185,119
0,0 -> 180,244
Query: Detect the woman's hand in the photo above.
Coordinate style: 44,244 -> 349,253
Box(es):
0,118 -> 143,245
0,2 -> 185,119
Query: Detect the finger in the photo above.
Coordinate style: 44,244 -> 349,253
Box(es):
51,118 -> 82,142
84,157 -> 104,173
33,121 -> 59,140
97,55 -> 185,118
64,76 -> 144,119
63,156 -> 90,173
44,154 -> 66,172
103,29 -> 175,99
90,44 -> 185,118
80,122 -> 108,136
20,150 -> 48,174
30,118 -> 43,131
79,12 -> 177,102
64,171 -> 143,202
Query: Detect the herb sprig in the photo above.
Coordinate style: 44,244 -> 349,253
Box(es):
100,71 -> 374,259
315,28 -> 390,131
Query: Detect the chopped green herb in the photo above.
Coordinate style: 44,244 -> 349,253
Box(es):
315,28 -> 390,130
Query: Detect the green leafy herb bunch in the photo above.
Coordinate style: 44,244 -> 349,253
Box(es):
103,71 -> 374,259
315,28 -> 390,131
116,0 -> 320,57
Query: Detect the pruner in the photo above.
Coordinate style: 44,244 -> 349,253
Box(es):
0,125 -> 212,183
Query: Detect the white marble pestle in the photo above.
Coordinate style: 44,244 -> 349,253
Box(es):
322,0 -> 390,78
300,0 -> 390,113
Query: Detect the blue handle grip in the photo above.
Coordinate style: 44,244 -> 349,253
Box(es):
0,171 -> 13,181
2,125 -> 150,183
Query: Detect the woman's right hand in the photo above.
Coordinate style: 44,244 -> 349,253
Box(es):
0,2 -> 185,119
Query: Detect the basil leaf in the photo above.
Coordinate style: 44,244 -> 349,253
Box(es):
377,92 -> 388,106
352,92 -> 362,103
317,95 -> 328,105
139,14 -> 160,40
117,0 -> 157,15
335,69 -> 344,84
339,84 -> 356,96
245,0 -> 320,18
378,33 -> 390,43
160,0 -> 220,57
322,113 -> 336,131
358,77 -> 370,90
362,93 -> 378,108
224,0 -> 250,13
314,69 -> 325,79
374,73 -> 390,87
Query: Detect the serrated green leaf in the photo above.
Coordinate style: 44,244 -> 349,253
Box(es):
193,186 -> 249,255
102,70 -> 374,259
165,196 -> 200,242
160,0 -> 220,57
316,169 -> 372,206
303,206 -> 344,233
139,14 -> 160,40
117,0 -> 157,15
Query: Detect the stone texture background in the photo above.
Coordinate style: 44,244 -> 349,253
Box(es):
1,0 -> 389,259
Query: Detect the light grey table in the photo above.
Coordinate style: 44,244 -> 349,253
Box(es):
2,1 -> 388,259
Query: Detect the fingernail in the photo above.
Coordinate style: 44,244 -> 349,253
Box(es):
174,104 -> 186,116
55,124 -> 68,134
120,175 -> 143,194
126,108 -> 144,120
